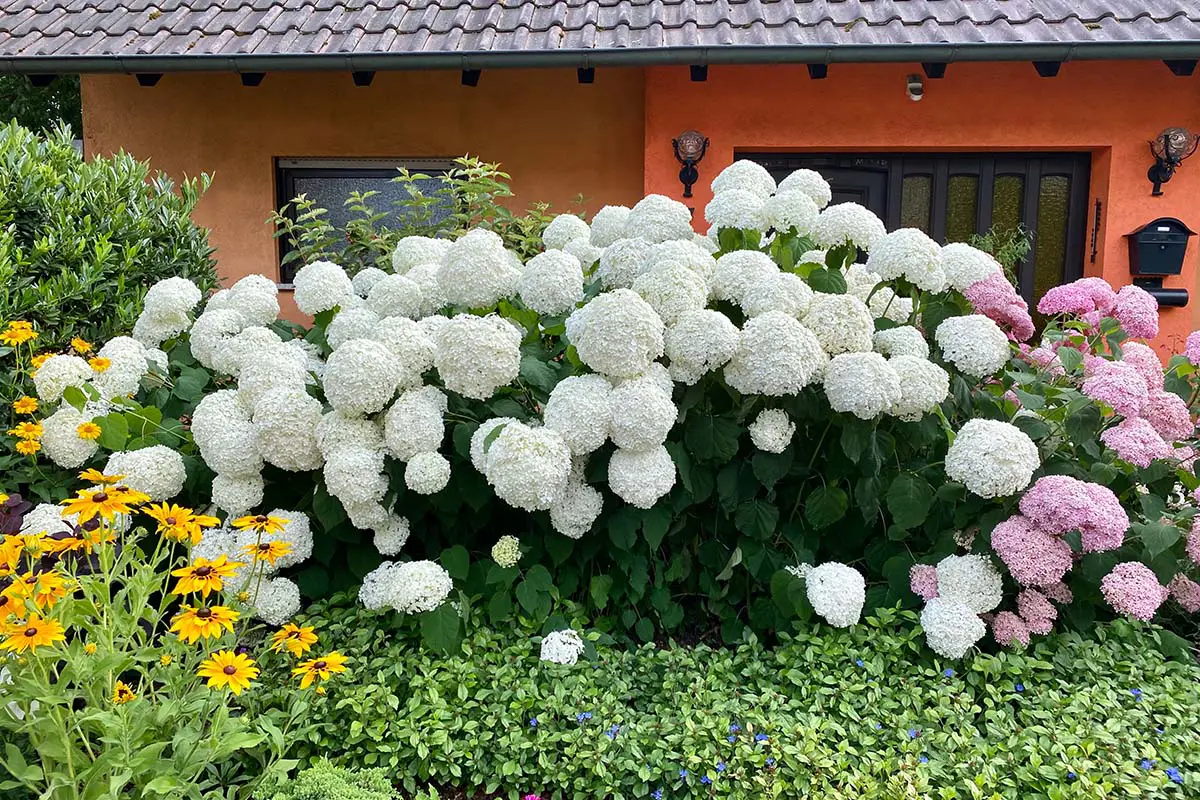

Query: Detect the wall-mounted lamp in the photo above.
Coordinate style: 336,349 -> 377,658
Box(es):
1148,127 -> 1199,196
906,74 -> 924,102
672,130 -> 709,198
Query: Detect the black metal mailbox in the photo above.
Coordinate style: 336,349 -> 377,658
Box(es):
1125,217 -> 1195,276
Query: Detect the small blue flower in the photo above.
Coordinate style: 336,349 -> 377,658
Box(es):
908,729 -> 919,739
700,776 -> 712,786
856,658 -> 865,667
678,769 -> 688,780
1015,683 -> 1025,693
576,712 -> 593,723
1156,727 -> 1164,736
529,718 -> 539,728
1166,767 -> 1184,785
716,762 -> 726,773
755,733 -> 769,743
1140,759 -> 1156,771
873,723 -> 882,730
766,758 -> 775,767
919,755 -> 929,764
729,723 -> 740,733
651,790 -> 663,800
943,668 -> 955,678
605,724 -> 620,740
727,735 -> 736,743
1067,771 -> 1077,782
1130,688 -> 1143,701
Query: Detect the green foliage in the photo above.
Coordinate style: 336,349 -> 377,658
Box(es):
256,760 -> 399,800
969,223 -> 1033,282
258,601 -> 1200,800
0,75 -> 82,136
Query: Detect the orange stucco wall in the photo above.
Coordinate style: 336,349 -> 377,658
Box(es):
644,61 -> 1200,355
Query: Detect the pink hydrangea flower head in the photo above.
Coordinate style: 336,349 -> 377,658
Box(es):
1082,354 -> 1106,376
1168,574 -> 1200,613
1142,391 -> 1194,443
990,514 -> 1073,587
1042,581 -> 1074,604
1025,346 -> 1065,376
1173,444 -> 1199,467
1100,562 -> 1168,621
1185,330 -> 1200,367
1100,416 -> 1172,468
1188,518 -> 1200,566
1017,588 -> 1057,628
1038,277 -> 1115,317
1079,277 -> 1118,314
1114,284 -> 1159,340
1081,360 -> 1149,417
909,564 -> 939,601
1120,341 -> 1165,392
992,611 -> 1031,647
1081,310 -> 1103,329
1018,475 -> 1129,553
964,272 -> 1035,342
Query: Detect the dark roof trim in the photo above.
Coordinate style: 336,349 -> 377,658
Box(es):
5,40 -> 1200,75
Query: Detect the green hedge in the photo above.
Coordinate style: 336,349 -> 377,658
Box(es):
254,601 -> 1200,799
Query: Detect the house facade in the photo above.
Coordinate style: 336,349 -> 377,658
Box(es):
3,1 -> 1200,349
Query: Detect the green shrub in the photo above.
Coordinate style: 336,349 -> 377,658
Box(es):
256,760 -> 399,800
248,601 -> 1200,800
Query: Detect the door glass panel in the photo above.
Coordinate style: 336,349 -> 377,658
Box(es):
899,175 -> 932,233
945,175 -> 979,242
1033,175 -> 1070,309
991,175 -> 1025,236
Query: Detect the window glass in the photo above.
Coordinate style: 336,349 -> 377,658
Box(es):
899,175 -> 932,233
945,175 -> 979,243
991,175 -> 1025,236
1034,175 -> 1071,309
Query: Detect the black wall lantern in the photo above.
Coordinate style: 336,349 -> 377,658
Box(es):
672,130 -> 708,198
1148,127 -> 1199,196
1125,216 -> 1195,307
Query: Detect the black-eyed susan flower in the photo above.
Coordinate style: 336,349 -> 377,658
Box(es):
112,681 -> 136,704
3,570 -> 70,611
15,440 -> 40,456
60,487 -> 142,523
144,503 -> 218,546
271,623 -> 318,657
11,397 -> 37,415
170,555 -> 244,598
44,526 -> 113,556
0,614 -> 65,653
70,337 -> 92,354
197,650 -> 259,695
8,422 -> 43,440
78,469 -> 125,485
29,353 -> 51,370
0,322 -> 37,347
169,605 -> 239,644
88,356 -> 111,373
107,485 -> 151,505
243,539 -> 292,567
84,642 -> 97,655
293,651 -> 348,689
232,514 -> 289,536
76,422 -> 102,441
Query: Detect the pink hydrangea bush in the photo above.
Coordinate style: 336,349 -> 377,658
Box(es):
1100,563 -> 1168,621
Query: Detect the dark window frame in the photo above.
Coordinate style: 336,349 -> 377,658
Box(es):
740,151 -> 1091,303
274,157 -> 455,284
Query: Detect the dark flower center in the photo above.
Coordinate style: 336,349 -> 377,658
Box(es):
257,543 -> 270,552
314,661 -> 327,670
196,608 -> 213,619
165,517 -> 176,525
223,665 -> 237,675
23,627 -> 37,637
255,515 -> 268,524
194,566 -> 213,577
93,492 -> 108,503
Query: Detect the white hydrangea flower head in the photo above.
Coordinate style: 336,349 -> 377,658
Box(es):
724,311 -> 828,396
212,473 -> 265,516
189,309 -> 249,370
257,509 -> 313,570
945,418 -> 1039,498
749,408 -> 795,454
192,389 -> 262,477
778,169 -> 833,209
315,409 -> 383,456
345,499 -> 389,530
565,289 -> 665,379
704,189 -> 767,231
491,535 -> 522,568
391,236 -> 451,274
866,228 -> 947,293
132,315 -> 181,349
32,354 -> 93,402
613,362 -> 674,398
370,317 -> 434,388
801,562 -> 866,628
550,479 -> 604,539
366,274 -> 422,320
143,348 -> 169,373
210,326 -> 282,377
372,515 -> 411,555
469,417 -> 518,472
543,214 -> 591,250
823,353 -> 903,420
540,629 -> 586,665
251,385 -> 324,472
518,250 -> 585,316
763,190 -> 820,235
544,375 -> 613,455
935,315 -> 1011,377
920,597 -> 986,659
665,309 -> 740,385
405,451 -> 451,494
351,266 -> 388,297
135,276 -> 203,344
292,260 -> 355,315
712,250 -> 778,304
324,447 -> 388,505
941,242 -> 1003,292
383,386 -> 447,461
251,577 -> 302,627
90,336 -> 150,400
39,405 -> 98,468
21,503 -> 77,538
390,560 -> 454,614
741,271 -> 814,318
624,194 -> 694,243
191,526 -> 236,563
608,445 -> 676,509
360,561 -> 403,610
237,345 -> 310,413
803,293 -> 875,355
596,237 -> 653,290
811,203 -> 887,251
405,261 -> 448,317
323,338 -> 403,414
936,554 -> 1003,614
484,422 -> 572,511
325,307 -> 382,351
562,237 -> 602,271
711,160 -> 777,198
608,378 -> 678,451
225,274 -> 280,326
873,326 -> 930,359
438,228 -> 521,309
433,314 -> 522,399
589,205 -> 632,248
889,355 -> 950,421
632,262 -> 708,325
646,239 -> 717,289
105,445 -> 186,500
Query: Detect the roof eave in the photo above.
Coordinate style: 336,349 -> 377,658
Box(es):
4,41 -> 1200,75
